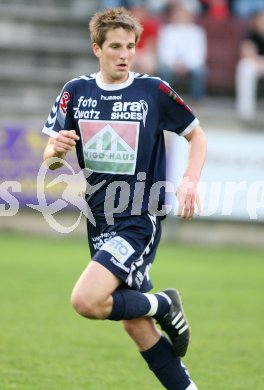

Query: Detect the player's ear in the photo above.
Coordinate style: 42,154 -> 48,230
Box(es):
92,42 -> 101,58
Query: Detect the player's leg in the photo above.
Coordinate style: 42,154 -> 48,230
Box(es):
71,214 -> 190,357
122,317 -> 198,390
71,260 -> 122,319
70,258 -> 171,321
71,214 -> 170,320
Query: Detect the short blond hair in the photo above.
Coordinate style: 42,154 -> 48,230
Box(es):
89,7 -> 143,47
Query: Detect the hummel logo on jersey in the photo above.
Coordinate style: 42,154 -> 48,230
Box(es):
111,100 -> 148,126
79,120 -> 139,174
101,94 -> 122,100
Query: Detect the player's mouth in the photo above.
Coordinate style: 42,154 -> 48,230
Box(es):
116,63 -> 128,70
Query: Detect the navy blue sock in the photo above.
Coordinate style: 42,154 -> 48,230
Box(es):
108,288 -> 170,321
140,336 -> 191,390
153,293 -> 171,319
108,288 -> 151,320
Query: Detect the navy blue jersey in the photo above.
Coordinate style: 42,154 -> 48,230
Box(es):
42,72 -> 199,222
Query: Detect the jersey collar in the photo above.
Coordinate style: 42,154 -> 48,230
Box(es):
96,71 -> 134,91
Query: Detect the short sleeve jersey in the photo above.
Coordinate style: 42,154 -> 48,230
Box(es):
42,72 -> 199,222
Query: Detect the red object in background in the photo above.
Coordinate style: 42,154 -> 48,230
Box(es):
137,16 -> 160,50
200,0 -> 230,20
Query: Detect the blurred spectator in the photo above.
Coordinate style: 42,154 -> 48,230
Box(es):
183,0 -> 202,15
161,1 -> 202,23
231,0 -> 264,18
145,0 -> 168,14
131,4 -> 160,74
199,0 -> 231,20
100,0 -> 143,8
157,4 -> 207,101
235,10 -> 264,121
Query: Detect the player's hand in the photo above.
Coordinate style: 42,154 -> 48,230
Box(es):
53,130 -> 80,156
176,176 -> 201,220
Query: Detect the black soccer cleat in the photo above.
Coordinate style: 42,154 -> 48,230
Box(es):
157,288 -> 190,357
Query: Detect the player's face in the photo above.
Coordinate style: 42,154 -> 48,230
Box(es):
93,28 -> 136,84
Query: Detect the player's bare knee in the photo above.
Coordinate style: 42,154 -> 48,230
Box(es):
70,291 -> 102,319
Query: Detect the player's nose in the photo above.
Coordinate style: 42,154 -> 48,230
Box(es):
119,48 -> 128,60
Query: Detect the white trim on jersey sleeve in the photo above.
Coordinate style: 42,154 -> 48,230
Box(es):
180,118 -> 200,137
42,126 -> 59,138
96,71 -> 134,91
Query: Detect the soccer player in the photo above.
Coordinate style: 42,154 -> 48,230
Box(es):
42,7 -> 207,390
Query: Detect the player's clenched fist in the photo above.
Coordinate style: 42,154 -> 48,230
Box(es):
43,130 -> 80,169
53,130 -> 80,155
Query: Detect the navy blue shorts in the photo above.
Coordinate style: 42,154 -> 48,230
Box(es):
86,214 -> 162,292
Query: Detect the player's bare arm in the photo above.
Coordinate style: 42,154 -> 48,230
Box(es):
177,125 -> 207,220
43,130 -> 79,170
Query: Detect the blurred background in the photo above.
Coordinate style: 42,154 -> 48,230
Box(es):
0,0 -> 264,247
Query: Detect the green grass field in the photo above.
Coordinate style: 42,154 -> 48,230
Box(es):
1,233 -> 263,389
